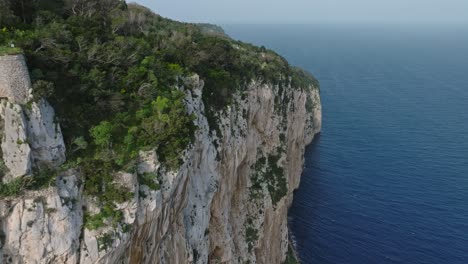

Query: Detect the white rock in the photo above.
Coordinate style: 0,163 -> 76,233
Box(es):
0,170 -> 83,264
0,100 -> 32,180
25,99 -> 66,168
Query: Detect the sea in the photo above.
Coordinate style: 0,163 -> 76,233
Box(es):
224,24 -> 468,264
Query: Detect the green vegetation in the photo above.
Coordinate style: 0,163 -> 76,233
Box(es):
0,0 -> 317,226
0,45 -> 22,55
0,0 -> 317,158
0,177 -> 25,197
0,157 -> 8,179
82,160 -> 132,230
138,172 -> 160,191
265,152 -> 288,205
291,66 -> 319,90
196,23 -> 227,37
249,156 -> 267,199
249,150 -> 288,206
245,217 -> 259,253
0,169 -> 57,198
97,232 -> 114,251
1,1 -> 198,216
305,94 -> 315,113
284,245 -> 299,264
1,1 -> 198,174
85,204 -> 123,230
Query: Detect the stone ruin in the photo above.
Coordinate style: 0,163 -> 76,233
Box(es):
0,54 -> 32,104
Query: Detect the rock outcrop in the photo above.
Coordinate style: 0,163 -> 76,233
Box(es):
0,55 -> 321,263
0,170 -> 83,263
0,55 -> 65,182
25,99 -> 66,169
0,101 -> 32,180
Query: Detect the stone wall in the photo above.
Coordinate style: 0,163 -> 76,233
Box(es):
0,55 -> 31,104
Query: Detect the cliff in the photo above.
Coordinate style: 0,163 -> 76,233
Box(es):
0,55 -> 321,263
0,55 -> 66,181
0,2 -> 321,263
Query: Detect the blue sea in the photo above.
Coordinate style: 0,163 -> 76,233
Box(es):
224,24 -> 468,263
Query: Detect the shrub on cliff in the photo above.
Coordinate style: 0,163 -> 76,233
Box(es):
0,45 -> 22,56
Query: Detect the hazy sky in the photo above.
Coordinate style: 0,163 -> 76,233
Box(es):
132,0 -> 468,24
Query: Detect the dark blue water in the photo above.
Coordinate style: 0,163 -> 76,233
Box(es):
224,24 -> 468,263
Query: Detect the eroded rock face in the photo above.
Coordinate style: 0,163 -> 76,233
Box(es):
0,170 -> 83,264
86,76 -> 321,264
25,99 -> 66,169
79,172 -> 140,264
0,74 -> 321,264
0,55 -> 65,182
0,55 -> 71,262
207,81 -> 321,264
0,100 -> 32,180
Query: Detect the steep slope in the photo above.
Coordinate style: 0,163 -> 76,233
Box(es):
0,59 -> 320,264
0,2 -> 321,263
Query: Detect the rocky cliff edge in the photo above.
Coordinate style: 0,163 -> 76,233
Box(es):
0,55 -> 321,264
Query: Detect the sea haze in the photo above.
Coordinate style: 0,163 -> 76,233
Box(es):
224,24 -> 468,264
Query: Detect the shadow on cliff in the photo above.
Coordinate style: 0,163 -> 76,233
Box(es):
287,133 -> 323,262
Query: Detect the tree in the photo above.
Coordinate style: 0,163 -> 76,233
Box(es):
90,121 -> 114,148
0,0 -> 17,27
64,0 -> 125,17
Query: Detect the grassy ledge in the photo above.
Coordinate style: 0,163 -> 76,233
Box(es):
0,46 -> 22,56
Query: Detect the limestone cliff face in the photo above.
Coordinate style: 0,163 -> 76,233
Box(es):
0,56 -> 321,264
0,55 -> 66,182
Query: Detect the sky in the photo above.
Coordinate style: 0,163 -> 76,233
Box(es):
132,0 -> 468,24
